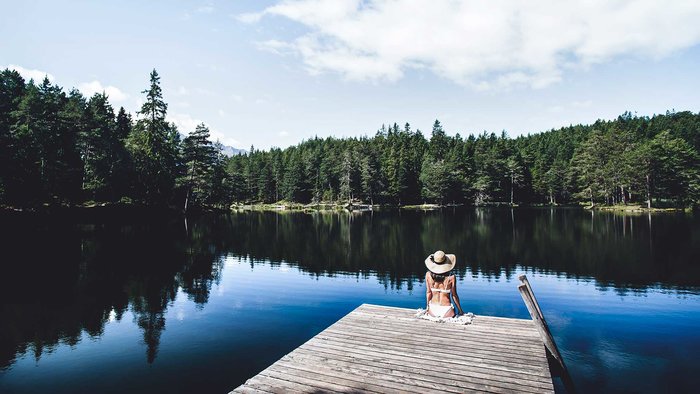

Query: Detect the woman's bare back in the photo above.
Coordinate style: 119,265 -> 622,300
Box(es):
426,272 -> 454,306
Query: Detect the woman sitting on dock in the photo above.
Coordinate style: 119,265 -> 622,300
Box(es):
425,250 -> 465,318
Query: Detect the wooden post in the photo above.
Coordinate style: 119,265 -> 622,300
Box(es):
519,274 -> 543,320
518,275 -> 576,393
518,284 -> 563,364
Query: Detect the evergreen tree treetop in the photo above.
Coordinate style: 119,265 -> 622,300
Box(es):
138,69 -> 167,122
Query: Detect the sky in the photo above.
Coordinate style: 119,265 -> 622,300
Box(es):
2,0 -> 700,150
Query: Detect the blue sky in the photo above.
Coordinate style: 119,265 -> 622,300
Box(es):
2,0 -> 700,150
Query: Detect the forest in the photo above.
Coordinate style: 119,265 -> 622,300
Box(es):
1,68 -> 699,210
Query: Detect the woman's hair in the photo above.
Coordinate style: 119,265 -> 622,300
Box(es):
430,271 -> 450,282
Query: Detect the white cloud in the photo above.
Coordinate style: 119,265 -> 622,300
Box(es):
279,130 -> 289,137
210,130 -> 241,147
256,39 -> 296,56
78,80 -> 129,102
197,4 -> 214,14
6,64 -> 54,83
168,112 -> 241,147
218,109 -> 226,117
168,112 -> 202,134
242,0 -> 700,89
235,12 -> 264,24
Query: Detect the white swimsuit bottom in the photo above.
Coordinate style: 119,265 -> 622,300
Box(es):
428,303 -> 453,318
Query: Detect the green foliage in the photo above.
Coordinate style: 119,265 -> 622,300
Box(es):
419,158 -> 450,204
126,69 -> 180,205
180,123 -> 218,210
0,68 -> 230,210
1,67 -> 698,209
82,92 -> 125,200
647,131 -> 700,206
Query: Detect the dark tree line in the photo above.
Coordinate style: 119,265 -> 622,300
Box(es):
1,68 -> 699,209
232,115 -> 699,208
0,68 -> 230,210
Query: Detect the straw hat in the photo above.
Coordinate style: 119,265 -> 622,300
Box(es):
425,250 -> 456,274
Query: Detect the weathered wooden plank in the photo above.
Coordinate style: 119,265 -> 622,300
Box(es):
232,304 -> 554,394
257,369 -> 359,394
301,341 -> 552,387
343,316 -> 537,338
336,315 -> 545,349
286,349 -> 554,393
264,363 -> 412,394
231,385 -> 272,394
294,343 -> 553,387
318,328 -> 544,363
236,376 -> 303,394
332,322 -> 545,359
274,355 -> 524,394
336,320 -> 543,347
303,336 -> 551,380
248,373 -> 326,393
338,322 -> 542,352
273,356 -> 445,394
316,327 -> 549,366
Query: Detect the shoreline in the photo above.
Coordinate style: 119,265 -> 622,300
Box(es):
230,202 -> 694,213
1,202 -> 693,216
585,204 -> 691,213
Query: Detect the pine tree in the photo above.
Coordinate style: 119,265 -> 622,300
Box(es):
571,130 -> 607,206
283,149 -> 306,202
115,107 -> 132,140
339,150 -> 353,202
419,157 -> 449,204
359,142 -> 381,205
181,123 -> 216,211
82,92 -> 117,199
429,119 -> 448,158
506,155 -> 524,205
59,89 -> 87,203
0,69 -> 26,203
648,130 -> 699,206
126,69 -> 179,205
112,106 -> 133,199
209,142 -> 232,207
270,148 -> 285,202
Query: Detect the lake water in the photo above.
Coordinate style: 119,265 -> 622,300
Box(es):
1,208 -> 699,393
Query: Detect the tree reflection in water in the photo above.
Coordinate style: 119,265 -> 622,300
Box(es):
0,208 -> 698,370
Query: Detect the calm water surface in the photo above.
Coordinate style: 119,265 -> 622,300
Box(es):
1,208 -> 699,393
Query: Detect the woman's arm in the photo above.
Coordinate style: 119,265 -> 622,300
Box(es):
451,276 -> 464,315
425,271 -> 432,308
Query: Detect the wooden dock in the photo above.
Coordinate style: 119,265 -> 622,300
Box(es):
232,303 -> 554,393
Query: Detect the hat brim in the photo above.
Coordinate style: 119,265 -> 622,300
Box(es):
425,254 -> 456,274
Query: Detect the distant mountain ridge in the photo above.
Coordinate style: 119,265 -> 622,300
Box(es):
220,145 -> 246,157
179,132 -> 245,156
